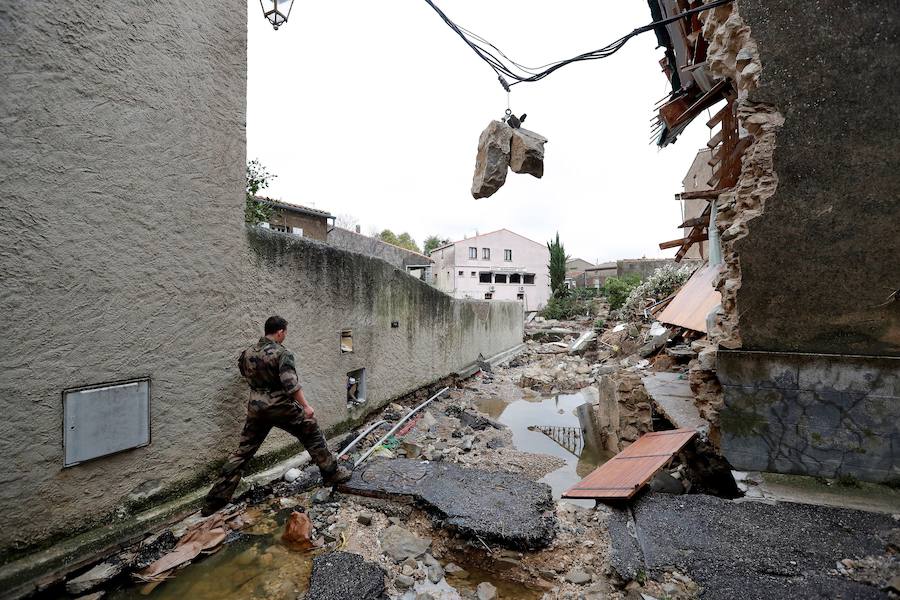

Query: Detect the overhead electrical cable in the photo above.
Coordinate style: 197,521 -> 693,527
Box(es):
422,0 -> 734,89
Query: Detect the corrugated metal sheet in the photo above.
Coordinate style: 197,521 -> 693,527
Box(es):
562,428 -> 696,500
658,264 -> 722,333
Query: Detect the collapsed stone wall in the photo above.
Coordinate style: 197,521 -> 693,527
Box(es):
592,372 -> 653,453
688,0 -> 783,437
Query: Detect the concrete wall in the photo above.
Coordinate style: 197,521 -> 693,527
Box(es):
242,228 -> 523,436
0,1 -> 523,560
719,350 -> 899,483
327,227 -> 433,269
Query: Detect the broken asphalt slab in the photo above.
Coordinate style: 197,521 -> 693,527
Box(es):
339,459 -> 556,550
305,551 -> 387,600
609,493 -> 897,599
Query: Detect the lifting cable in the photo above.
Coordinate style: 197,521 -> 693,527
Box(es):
422,0 -> 735,91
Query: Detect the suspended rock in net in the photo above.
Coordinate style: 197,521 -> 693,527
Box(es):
471,120 -> 513,199
510,127 -> 547,178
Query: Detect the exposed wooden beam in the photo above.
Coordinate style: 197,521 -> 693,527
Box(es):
659,232 -> 708,250
679,188 -> 732,200
679,214 -> 710,228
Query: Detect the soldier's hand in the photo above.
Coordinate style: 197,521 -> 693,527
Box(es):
302,404 -> 315,420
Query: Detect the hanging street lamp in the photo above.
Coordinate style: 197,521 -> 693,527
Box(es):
259,0 -> 295,30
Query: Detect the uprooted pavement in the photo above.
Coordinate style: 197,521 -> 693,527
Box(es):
49,307 -> 900,600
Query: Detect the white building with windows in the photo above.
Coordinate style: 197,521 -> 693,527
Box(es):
430,229 -> 551,311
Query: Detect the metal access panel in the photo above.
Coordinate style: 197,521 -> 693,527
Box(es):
63,378 -> 151,467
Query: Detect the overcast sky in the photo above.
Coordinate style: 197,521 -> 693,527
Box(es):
246,0 -> 714,263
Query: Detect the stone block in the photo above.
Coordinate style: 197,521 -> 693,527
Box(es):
509,127 -> 547,178
471,120 -> 512,199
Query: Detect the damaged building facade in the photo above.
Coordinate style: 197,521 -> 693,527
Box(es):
0,0 -> 523,578
651,0 -> 899,482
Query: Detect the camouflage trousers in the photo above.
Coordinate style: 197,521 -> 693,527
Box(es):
205,391 -> 337,507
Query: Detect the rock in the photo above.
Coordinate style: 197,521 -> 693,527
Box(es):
402,441 -> 422,459
313,488 -> 332,504
284,467 -> 303,483
66,561 -> 123,595
886,575 -> 900,594
427,563 -> 444,584
305,551 -> 385,600
377,525 -> 432,562
649,471 -> 684,495
569,331 -> 597,355
476,581 -> 498,600
471,120 -> 512,199
395,574 -> 415,589
419,411 -> 438,430
444,562 -> 465,574
486,437 -> 507,449
459,411 -> 499,431
357,513 -> 373,526
509,127 -> 547,178
73,593 -> 105,600
564,567 -> 592,584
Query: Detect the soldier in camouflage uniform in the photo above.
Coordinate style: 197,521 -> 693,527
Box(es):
202,315 -> 351,516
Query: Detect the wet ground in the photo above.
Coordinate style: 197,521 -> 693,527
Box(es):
106,507 -> 316,600
476,388 -> 612,507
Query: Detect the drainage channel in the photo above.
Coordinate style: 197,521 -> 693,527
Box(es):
476,387 -> 614,508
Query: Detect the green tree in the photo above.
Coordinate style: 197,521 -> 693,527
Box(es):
423,235 -> 450,255
377,229 -> 421,253
601,274 -> 642,310
547,232 -> 569,298
245,159 -> 276,225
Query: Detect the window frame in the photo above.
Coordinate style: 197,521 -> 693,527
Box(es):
504,249 -> 512,261
482,248 -> 491,260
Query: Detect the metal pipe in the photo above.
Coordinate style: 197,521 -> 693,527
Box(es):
338,419 -> 387,458
354,387 -> 450,467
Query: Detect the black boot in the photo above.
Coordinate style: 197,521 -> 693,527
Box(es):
322,465 -> 352,486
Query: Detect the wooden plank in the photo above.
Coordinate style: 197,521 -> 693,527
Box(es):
680,188 -> 732,200
562,429 -> 696,500
658,264 -> 722,332
706,103 -> 729,128
678,215 -> 709,228
659,232 -> 707,250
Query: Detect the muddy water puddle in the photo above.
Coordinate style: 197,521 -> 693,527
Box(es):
477,388 -> 612,507
106,509 -> 317,600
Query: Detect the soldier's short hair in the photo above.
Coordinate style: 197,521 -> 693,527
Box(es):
264,315 -> 288,335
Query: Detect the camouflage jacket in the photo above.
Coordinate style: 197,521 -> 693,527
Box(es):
238,337 -> 302,396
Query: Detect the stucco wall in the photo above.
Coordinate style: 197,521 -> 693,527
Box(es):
732,0 -> 900,356
0,0 -> 248,557
326,227 -> 433,269
0,1 -> 523,560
